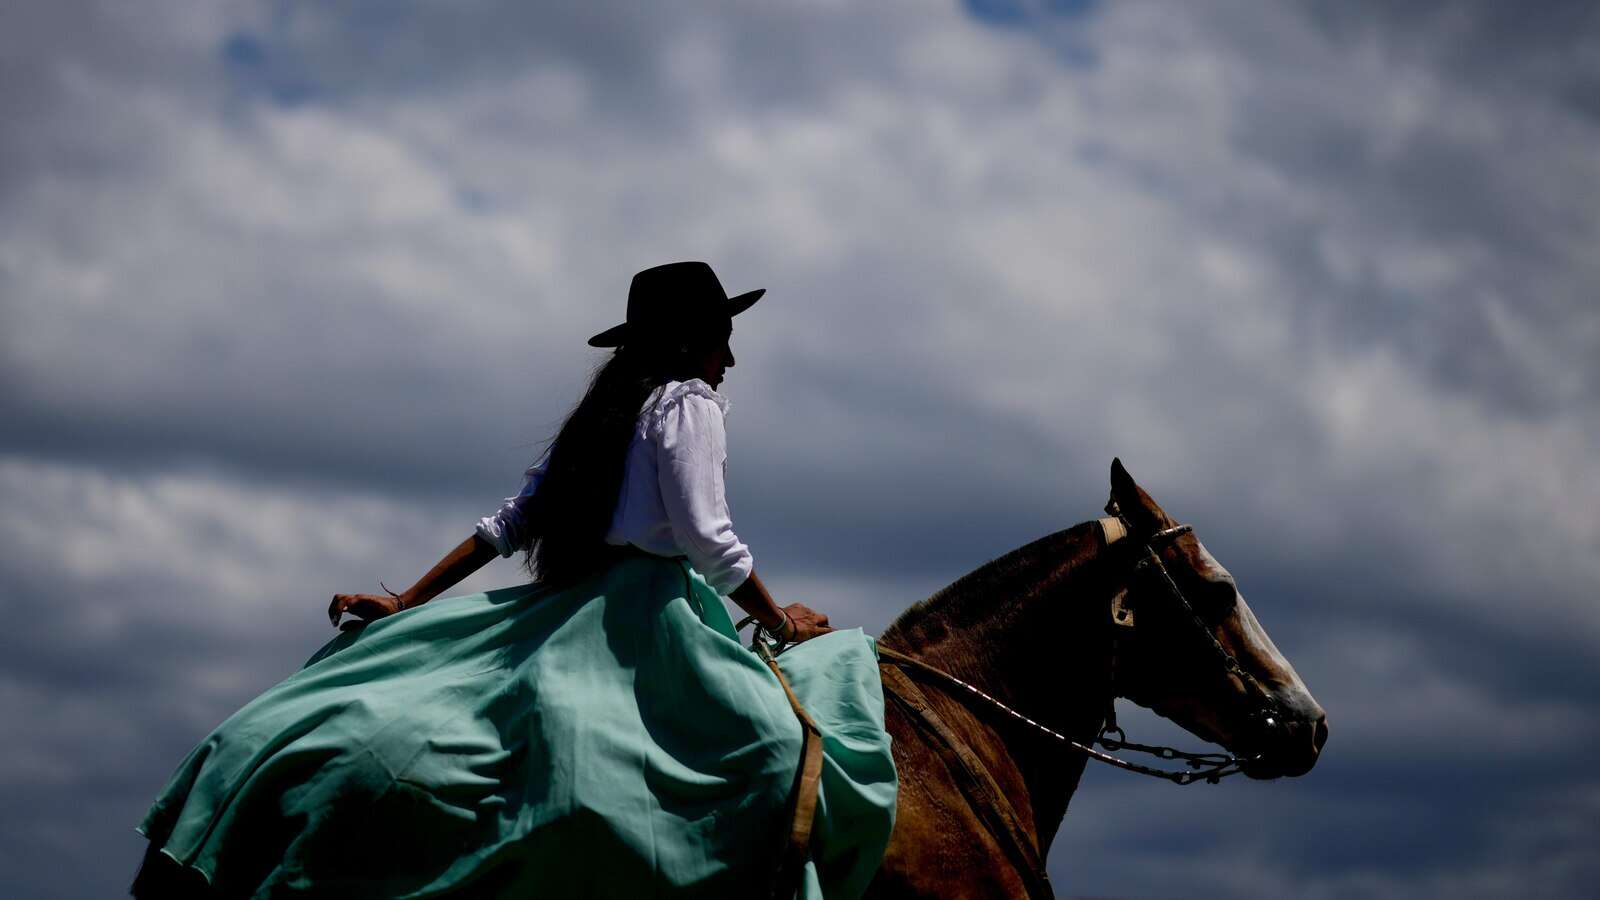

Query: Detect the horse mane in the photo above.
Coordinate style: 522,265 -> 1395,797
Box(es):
882,520 -> 1106,642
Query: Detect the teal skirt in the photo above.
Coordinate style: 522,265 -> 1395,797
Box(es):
136,555 -> 898,898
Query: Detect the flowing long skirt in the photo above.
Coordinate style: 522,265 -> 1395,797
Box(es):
134,555 -> 898,898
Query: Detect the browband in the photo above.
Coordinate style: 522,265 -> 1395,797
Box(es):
1098,516 -> 1127,545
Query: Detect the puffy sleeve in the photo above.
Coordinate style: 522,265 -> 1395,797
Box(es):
475,457 -> 548,558
652,385 -> 754,594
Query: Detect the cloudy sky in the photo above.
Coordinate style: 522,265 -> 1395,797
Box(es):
4,1 -> 1598,897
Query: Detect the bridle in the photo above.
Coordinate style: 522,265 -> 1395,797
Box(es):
1095,515 -> 1288,782
871,515 -> 1291,786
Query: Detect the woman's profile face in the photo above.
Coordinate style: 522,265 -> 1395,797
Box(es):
688,325 -> 736,389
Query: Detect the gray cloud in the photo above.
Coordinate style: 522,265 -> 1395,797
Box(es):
3,1 -> 1598,897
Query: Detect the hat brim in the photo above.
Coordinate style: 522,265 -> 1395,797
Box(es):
586,288 -> 765,348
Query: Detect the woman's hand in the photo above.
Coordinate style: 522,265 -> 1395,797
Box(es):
780,603 -> 833,644
324,538 -> 496,632
327,592 -> 404,631
730,571 -> 832,645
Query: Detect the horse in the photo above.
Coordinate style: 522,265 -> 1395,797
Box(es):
861,458 -> 1327,898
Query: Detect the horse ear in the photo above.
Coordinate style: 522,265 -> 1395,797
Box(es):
1109,457 -> 1177,534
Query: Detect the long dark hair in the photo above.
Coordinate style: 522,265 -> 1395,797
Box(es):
521,330 -> 720,585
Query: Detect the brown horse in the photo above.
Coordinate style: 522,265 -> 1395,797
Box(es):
864,459 -> 1327,899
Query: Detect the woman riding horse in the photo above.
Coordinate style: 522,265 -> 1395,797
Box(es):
132,262 -> 899,898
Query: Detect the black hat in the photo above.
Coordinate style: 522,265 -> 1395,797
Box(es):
587,261 -> 765,348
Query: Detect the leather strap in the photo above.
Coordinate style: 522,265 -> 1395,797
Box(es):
755,644 -> 826,900
1097,516 -> 1127,545
878,661 -> 1056,899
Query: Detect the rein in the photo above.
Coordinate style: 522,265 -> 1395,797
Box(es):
873,643 -> 1247,786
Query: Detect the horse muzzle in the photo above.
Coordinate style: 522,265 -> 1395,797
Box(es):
1241,707 -> 1328,779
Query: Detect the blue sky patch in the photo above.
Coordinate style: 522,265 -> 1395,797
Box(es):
964,0 -> 1099,26
219,29 -> 321,107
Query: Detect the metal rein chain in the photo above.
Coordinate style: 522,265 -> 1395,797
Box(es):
876,645 -> 1245,785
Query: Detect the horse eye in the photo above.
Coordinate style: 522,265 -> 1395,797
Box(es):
1196,582 -> 1238,621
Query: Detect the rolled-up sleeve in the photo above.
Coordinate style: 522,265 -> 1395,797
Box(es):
654,392 -> 754,594
475,459 -> 547,558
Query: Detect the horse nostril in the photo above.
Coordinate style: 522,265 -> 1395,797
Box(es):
1312,716 -> 1329,752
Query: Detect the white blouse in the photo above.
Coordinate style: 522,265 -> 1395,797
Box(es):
475,379 -> 754,594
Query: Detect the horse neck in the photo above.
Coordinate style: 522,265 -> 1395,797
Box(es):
881,523 -> 1116,850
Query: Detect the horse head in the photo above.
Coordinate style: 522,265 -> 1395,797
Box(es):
1104,458 -> 1327,779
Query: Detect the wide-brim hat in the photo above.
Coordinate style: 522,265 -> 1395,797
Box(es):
587,261 -> 765,348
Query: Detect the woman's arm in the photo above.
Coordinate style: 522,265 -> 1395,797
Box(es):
654,390 -> 753,593
730,569 -> 832,643
652,389 -> 834,644
653,389 -> 833,643
328,533 -> 499,628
